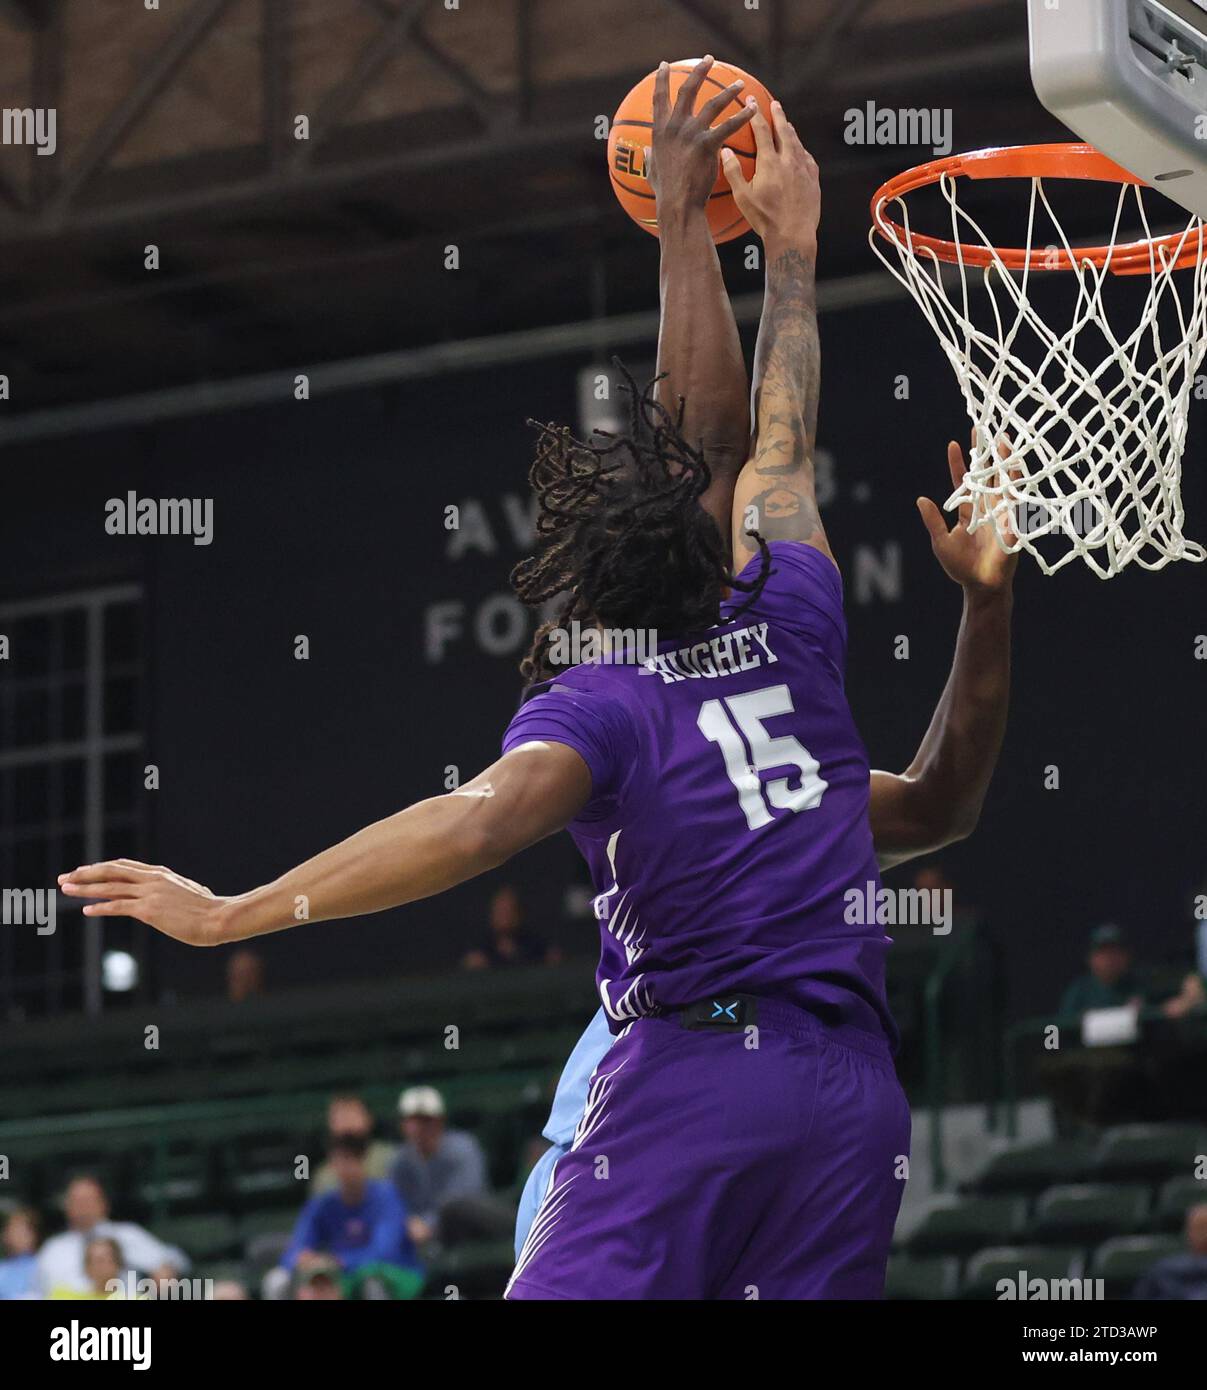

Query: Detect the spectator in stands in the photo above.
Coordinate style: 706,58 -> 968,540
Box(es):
1132,1203 -> 1207,1299
0,1205 -> 41,1299
310,1094 -> 396,1194
283,1135 -> 420,1293
391,1085 -> 512,1247
81,1237 -> 124,1299
1059,924 -> 1144,1016
226,946 -> 265,1003
462,884 -> 560,970
37,1175 -> 188,1298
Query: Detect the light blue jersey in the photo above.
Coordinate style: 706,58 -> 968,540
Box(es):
514,1008 -> 614,1256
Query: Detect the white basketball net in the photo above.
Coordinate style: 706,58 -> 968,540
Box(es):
871,173 -> 1207,577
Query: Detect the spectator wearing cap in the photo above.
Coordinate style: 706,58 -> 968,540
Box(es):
1044,925 -> 1151,1131
390,1086 -> 512,1248
310,1094 -> 396,1195
283,1135 -> 419,1283
1059,924 -> 1144,1016
37,1175 -> 188,1298
0,1206 -> 41,1300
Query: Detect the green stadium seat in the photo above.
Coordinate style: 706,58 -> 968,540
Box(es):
224,1138 -> 313,1209
884,1254 -> 960,1300
228,1167 -> 303,1207
135,1150 -> 212,1214
1090,1235 -> 1187,1299
1154,1175 -> 1207,1231
1092,1124 -> 1206,1182
238,1208 -> 299,1244
156,1212 -> 240,1263
962,1245 -> 1085,1299
1030,1183 -> 1150,1244
907,1194 -> 1028,1256
967,1139 -> 1096,1195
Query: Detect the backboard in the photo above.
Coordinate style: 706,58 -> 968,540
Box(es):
1029,0 -> 1207,216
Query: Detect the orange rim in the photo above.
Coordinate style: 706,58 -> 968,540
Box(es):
871,143 -> 1205,276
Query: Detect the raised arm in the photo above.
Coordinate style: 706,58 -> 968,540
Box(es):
722,104 -> 832,568
59,742 -> 592,946
648,57 -> 756,550
870,440 -> 1018,869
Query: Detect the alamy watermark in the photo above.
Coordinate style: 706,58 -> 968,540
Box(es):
844,101 -> 952,157
2,888 -> 55,936
2,108 -> 56,156
1003,1271 -> 1105,1301
844,880 -> 952,935
106,1274 -> 214,1301
547,621 -> 658,667
50,1321 -> 150,1369
106,492 -> 213,546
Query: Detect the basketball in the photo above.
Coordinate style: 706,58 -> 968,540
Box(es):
607,59 -> 775,244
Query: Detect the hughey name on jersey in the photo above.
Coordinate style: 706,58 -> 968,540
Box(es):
640,623 -> 779,685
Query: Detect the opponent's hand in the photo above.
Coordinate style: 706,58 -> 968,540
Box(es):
59,859 -> 228,947
917,436 -> 1020,595
648,56 -> 756,218
720,101 -> 819,249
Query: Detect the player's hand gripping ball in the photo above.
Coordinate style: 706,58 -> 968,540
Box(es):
608,57 -> 775,244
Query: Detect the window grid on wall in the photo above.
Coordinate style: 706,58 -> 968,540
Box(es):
0,583 -> 145,1020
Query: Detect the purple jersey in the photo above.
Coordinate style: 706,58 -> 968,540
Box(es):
502,541 -> 895,1048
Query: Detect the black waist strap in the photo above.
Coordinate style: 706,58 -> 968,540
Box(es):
670,993 -> 759,1031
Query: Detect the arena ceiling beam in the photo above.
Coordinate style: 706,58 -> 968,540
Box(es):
358,0 -> 505,131
44,0 -> 236,219
261,0 -> 292,171
0,0 -> 1027,244
288,0 -> 429,169
0,0 -> 1048,414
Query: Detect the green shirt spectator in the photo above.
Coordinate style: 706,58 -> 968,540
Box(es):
1059,923 -> 1142,1017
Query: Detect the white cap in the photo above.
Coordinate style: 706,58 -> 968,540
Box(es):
398,1085 -> 446,1118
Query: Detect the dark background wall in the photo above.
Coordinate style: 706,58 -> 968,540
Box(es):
3,281 -> 1205,1019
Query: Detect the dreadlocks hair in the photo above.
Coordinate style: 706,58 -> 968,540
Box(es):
511,361 -> 773,686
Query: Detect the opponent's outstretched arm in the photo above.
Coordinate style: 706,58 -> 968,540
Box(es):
649,57 -> 755,550
870,440 -> 1018,869
59,742 -> 592,947
723,104 -> 832,568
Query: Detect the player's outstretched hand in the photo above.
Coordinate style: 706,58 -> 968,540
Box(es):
721,101 -> 820,250
647,56 -> 756,218
917,436 -> 1020,595
59,859 -> 227,947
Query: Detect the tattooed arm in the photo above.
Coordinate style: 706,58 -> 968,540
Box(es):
649,57 -> 756,552
722,104 -> 832,568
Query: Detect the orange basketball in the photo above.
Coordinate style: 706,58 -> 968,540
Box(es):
607,59 -> 774,244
